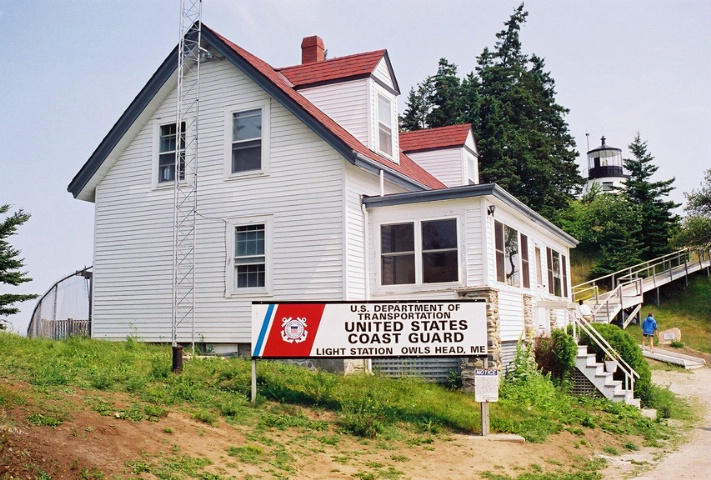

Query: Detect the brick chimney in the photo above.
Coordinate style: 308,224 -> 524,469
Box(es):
301,35 -> 325,64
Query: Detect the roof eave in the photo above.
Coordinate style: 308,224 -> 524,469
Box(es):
353,153 -> 430,191
67,46 -> 179,199
363,183 -> 578,246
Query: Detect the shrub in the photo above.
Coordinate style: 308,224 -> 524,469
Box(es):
533,329 -> 577,386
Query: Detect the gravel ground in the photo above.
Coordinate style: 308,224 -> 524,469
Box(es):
602,367 -> 711,479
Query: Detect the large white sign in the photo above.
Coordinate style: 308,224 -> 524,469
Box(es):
251,301 -> 487,359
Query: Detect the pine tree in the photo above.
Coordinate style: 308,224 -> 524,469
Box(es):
475,5 -> 583,220
559,185 -> 642,279
675,169 -> 711,250
622,134 -> 680,260
400,4 -> 583,220
0,204 -> 38,330
399,79 -> 433,131
426,59 -> 463,128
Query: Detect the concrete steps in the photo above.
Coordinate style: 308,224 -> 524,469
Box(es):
575,345 -> 640,408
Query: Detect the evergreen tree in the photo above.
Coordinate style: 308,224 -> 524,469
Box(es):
400,4 -> 583,220
0,204 -> 38,330
426,59 -> 464,128
672,168 -> 711,250
399,78 -> 433,131
475,5 -> 583,220
622,134 -> 680,260
559,185 -> 642,279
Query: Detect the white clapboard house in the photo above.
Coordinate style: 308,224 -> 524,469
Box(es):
68,26 -> 577,374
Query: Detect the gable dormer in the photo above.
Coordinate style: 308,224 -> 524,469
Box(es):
400,124 -> 479,187
278,36 -> 400,164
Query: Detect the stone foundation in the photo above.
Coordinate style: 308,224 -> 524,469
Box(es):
457,286 -> 500,392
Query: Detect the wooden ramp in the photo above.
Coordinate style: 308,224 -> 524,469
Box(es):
641,348 -> 707,369
574,249 -> 710,325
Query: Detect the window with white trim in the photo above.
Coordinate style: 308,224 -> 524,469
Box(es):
224,101 -> 270,178
158,122 -> 185,183
520,233 -> 530,289
380,219 -> 458,285
546,247 -> 568,297
234,224 -> 265,288
495,221 -> 521,287
377,94 -> 393,157
535,246 -> 543,286
231,109 -> 262,173
227,217 -> 271,296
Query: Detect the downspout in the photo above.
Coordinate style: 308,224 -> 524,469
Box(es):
361,196 -> 372,373
379,169 -> 384,196
361,198 -> 371,302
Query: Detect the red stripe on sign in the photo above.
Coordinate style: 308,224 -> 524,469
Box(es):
261,304 -> 326,358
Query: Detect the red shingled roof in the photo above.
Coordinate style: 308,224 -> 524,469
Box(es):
400,124 -> 472,153
277,50 -> 386,88
208,26 -> 444,189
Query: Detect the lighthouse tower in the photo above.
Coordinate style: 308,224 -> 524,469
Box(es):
585,136 -> 627,193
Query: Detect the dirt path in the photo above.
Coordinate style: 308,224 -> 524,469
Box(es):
602,367 -> 711,479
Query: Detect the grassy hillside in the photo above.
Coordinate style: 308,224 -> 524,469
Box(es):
0,332 -> 690,479
625,272 -> 710,353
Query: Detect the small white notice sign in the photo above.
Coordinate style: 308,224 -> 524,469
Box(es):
474,368 -> 499,403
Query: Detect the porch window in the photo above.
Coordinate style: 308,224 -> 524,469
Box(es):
422,219 -> 458,283
381,223 -> 415,285
547,247 -> 563,297
521,233 -> 530,288
380,218 -> 458,286
535,246 -> 543,286
494,221 -> 520,287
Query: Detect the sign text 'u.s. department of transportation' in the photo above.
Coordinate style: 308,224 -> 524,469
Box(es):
251,301 -> 487,359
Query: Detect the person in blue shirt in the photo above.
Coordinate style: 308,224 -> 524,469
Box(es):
642,312 -> 658,352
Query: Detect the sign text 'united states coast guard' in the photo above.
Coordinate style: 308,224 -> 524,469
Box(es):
251,301 -> 487,359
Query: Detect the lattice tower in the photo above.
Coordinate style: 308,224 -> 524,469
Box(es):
172,0 -> 202,351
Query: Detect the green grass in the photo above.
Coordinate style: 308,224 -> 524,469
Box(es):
1,304 -> 706,480
625,272 -> 710,353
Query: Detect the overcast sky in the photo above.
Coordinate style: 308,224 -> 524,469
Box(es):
1,0 -> 709,334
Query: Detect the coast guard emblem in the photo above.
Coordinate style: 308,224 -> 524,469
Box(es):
281,317 -> 308,343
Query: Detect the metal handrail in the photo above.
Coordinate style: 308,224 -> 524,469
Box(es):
572,248 -> 701,301
573,248 -> 711,323
570,308 -> 639,393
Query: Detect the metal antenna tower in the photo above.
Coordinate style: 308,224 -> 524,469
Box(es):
172,0 -> 202,371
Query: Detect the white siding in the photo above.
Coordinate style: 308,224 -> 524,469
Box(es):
298,79 -> 369,146
483,200 -> 575,340
498,291 -> 525,342
463,202 -> 487,285
373,58 -> 395,91
406,148 -> 465,188
366,200 -> 467,298
366,196 -> 575,344
92,58 -> 347,344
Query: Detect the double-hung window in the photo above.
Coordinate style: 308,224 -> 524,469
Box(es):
422,219 -> 458,283
381,219 -> 458,286
158,122 -> 185,183
231,109 -> 262,173
234,224 -> 266,289
381,223 -> 415,285
225,101 -> 270,178
377,94 -> 393,157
